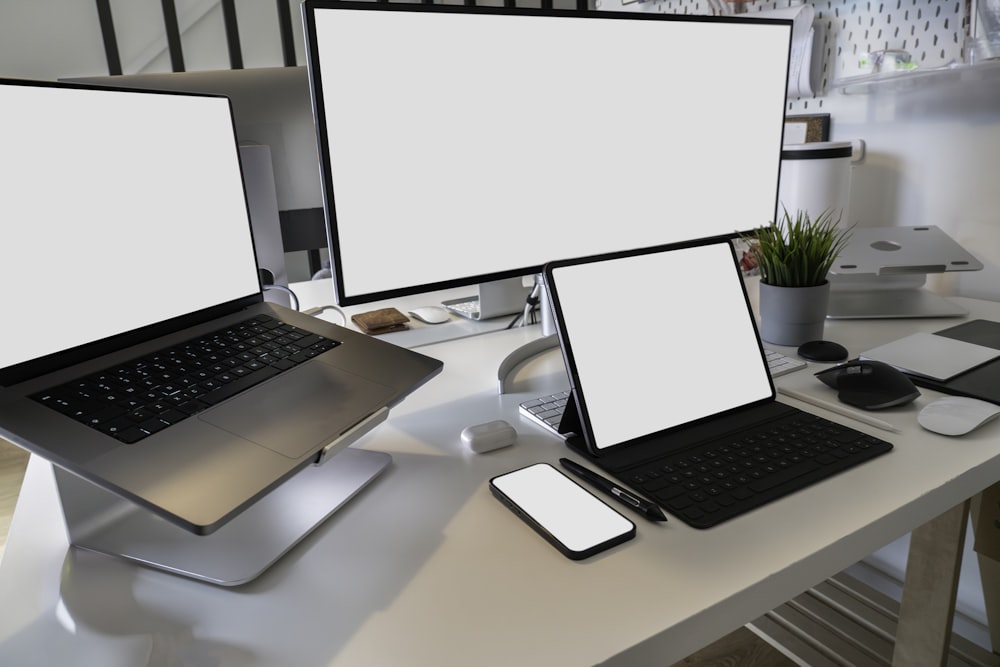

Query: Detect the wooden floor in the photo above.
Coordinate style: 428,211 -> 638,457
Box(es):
668,627 -> 797,667
0,438 -> 795,665
0,438 -> 28,563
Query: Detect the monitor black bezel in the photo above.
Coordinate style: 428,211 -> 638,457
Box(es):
302,0 -> 792,307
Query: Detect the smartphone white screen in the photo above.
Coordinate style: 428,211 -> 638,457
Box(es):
490,463 -> 635,559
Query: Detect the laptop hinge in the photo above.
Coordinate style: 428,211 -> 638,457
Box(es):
314,406 -> 390,465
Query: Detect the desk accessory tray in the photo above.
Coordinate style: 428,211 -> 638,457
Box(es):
905,320 -> 1000,404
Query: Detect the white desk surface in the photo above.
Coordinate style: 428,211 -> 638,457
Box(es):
284,278 -> 533,348
2,292 -> 1000,666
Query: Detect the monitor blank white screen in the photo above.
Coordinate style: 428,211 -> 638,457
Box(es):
306,5 -> 791,304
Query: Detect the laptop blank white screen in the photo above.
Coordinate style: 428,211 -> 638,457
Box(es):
0,82 -> 261,371
549,241 -> 774,450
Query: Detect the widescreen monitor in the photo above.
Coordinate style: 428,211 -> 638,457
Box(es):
302,1 -> 792,318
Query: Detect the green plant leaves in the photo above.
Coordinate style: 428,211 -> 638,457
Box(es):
747,208 -> 853,288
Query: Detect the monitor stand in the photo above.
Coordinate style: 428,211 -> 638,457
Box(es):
498,274 -> 560,394
442,277 -> 532,321
53,421 -> 392,586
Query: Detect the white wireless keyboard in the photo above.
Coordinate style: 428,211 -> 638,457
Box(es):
765,348 -> 808,377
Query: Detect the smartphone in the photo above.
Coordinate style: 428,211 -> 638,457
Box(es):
489,462 -> 636,560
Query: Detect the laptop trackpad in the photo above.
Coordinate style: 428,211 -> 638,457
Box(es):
200,360 -> 394,459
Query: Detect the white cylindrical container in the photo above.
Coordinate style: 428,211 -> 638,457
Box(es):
777,141 -> 854,226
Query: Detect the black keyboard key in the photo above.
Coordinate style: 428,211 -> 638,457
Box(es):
138,417 -> 169,435
269,358 -> 296,372
731,486 -> 753,500
157,409 -> 188,425
81,406 -> 126,427
176,400 -> 209,416
651,485 -> 685,503
51,396 -> 104,419
200,365 -> 281,406
98,416 -> 138,437
292,333 -> 324,350
288,351 -> 314,364
126,407 -> 155,422
666,496 -> 693,511
715,494 -> 736,507
257,317 -> 284,330
749,461 -> 821,493
115,427 -> 148,445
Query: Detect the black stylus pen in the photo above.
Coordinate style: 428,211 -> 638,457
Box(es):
559,458 -> 667,522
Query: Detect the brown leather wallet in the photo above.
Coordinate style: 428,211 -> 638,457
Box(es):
351,307 -> 410,335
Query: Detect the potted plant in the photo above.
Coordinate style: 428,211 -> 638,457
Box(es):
744,208 -> 853,346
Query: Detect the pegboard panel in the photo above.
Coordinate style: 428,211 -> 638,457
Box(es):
596,0 -> 970,112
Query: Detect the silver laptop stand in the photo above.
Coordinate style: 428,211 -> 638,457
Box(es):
827,226 -> 981,319
827,274 -> 969,319
53,415 -> 392,587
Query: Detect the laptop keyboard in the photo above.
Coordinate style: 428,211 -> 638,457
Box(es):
32,315 -> 338,444
618,411 -> 892,528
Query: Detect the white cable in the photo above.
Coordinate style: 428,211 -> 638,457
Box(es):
262,284 -> 300,311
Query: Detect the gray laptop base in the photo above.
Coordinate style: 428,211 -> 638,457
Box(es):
0,302 -> 442,584
0,302 -> 441,533
56,447 -> 390,587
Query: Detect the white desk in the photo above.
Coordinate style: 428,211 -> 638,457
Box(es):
285,278 -> 534,348
2,295 -> 1000,665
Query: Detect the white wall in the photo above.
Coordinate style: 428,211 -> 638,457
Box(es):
605,0 -> 1000,303
0,1 -> 107,79
818,76 -> 1000,302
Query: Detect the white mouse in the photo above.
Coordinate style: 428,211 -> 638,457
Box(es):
408,306 -> 451,325
917,396 -> 1000,436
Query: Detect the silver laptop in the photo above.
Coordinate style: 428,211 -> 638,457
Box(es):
0,78 -> 442,537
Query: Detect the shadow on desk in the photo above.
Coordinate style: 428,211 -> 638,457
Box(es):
0,548 -> 255,663
0,451 -> 462,665
1,430 -> 562,666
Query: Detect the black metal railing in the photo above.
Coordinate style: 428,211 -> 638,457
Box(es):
93,0 -> 588,76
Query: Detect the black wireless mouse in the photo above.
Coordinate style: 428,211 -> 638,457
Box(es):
814,360 -> 920,410
797,340 -> 849,362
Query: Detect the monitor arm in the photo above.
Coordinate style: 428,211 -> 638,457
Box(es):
497,274 -> 560,394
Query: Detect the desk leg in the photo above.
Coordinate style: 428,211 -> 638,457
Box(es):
891,499 -> 970,667
972,483 -> 1000,654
